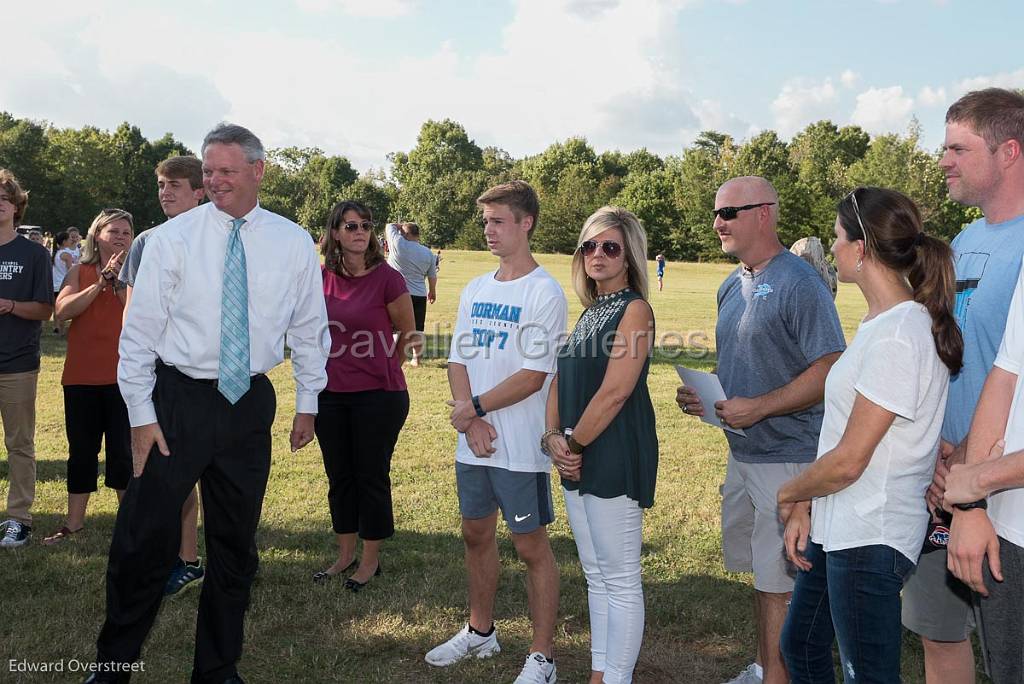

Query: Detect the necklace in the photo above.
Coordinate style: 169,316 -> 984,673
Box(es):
596,287 -> 631,302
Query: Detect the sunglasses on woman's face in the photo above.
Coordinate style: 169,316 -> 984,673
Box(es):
338,220 -> 373,232
579,240 -> 623,258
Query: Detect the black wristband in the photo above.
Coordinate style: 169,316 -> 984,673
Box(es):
567,435 -> 585,455
953,498 -> 988,511
471,395 -> 486,417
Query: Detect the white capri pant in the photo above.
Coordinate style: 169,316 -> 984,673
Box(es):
563,488 -> 645,684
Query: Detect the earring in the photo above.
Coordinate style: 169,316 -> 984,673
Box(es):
856,259 -> 862,272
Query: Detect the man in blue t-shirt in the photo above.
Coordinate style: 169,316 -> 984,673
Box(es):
903,88 -> 1024,684
677,176 -> 845,684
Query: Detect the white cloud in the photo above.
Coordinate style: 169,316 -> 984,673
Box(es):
0,0 -> 708,170
840,70 -> 860,89
953,67 -> 1024,96
293,0 -> 417,17
850,86 -> 915,134
917,85 -> 947,108
770,78 -> 840,137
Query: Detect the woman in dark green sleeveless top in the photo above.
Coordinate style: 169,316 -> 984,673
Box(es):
541,206 -> 658,684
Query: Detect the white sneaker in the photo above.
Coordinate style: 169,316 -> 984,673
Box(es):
514,652 -> 556,684
0,520 -> 31,548
722,663 -> 762,684
425,624 -> 500,666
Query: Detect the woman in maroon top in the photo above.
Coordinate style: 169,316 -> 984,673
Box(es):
314,200 -> 415,592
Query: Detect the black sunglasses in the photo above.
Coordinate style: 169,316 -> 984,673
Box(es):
579,240 -> 623,258
712,202 -> 775,221
338,220 -> 373,232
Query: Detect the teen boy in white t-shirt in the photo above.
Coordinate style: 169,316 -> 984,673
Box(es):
426,181 -> 567,684
946,256 -> 1024,683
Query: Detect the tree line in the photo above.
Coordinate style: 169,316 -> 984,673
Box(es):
0,112 -> 978,260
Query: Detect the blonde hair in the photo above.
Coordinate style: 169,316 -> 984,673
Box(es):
571,206 -> 649,308
80,208 -> 134,265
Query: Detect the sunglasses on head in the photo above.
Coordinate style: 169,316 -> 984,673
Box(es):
579,240 -> 623,258
712,202 -> 775,221
338,220 -> 373,232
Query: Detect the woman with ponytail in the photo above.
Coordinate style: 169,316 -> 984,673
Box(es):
776,186 -> 963,682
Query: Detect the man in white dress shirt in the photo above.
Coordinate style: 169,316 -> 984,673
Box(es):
86,124 -> 329,684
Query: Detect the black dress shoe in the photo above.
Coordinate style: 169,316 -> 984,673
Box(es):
312,558 -> 357,584
221,676 -> 246,684
344,562 -> 382,592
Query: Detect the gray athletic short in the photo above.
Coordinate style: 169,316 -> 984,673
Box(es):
901,547 -> 975,642
455,461 -> 554,534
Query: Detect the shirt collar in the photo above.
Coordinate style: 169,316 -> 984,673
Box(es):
211,202 -> 262,231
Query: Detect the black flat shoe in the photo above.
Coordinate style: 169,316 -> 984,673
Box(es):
312,558 -> 357,584
344,562 -> 382,592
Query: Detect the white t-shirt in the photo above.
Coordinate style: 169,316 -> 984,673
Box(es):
810,301 -> 949,563
990,257 -> 1024,548
447,266 -> 567,472
52,247 -> 77,290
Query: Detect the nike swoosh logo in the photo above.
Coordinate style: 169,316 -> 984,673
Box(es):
514,514 -> 532,522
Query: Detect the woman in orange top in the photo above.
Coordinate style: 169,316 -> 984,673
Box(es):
43,208 -> 133,544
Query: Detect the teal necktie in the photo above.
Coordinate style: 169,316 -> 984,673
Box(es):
218,217 -> 250,404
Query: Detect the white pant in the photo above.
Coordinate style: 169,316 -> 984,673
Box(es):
563,489 -> 645,684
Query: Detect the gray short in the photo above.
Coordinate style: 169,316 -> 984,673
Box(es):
455,461 -> 554,534
720,453 -> 808,594
901,547 -> 975,642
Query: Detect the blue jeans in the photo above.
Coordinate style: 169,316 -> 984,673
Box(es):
781,541 -> 914,683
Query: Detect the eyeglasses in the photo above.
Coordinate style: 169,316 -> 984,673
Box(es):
579,240 -> 623,259
847,189 -> 871,248
338,220 -> 373,232
712,202 -> 775,221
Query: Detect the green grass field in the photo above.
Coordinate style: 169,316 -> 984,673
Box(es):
1,250 -> 973,683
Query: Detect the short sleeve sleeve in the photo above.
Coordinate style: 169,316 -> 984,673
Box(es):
448,281 -> 477,365
119,237 -> 145,287
518,281 -> 568,374
855,337 -> 922,421
31,245 -> 54,304
383,265 -> 408,304
786,275 -> 847,364
995,258 -> 1024,375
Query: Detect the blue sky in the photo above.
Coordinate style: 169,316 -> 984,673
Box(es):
5,0 -> 1022,171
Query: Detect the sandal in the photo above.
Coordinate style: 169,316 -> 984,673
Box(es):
42,525 -> 83,546
312,558 -> 357,584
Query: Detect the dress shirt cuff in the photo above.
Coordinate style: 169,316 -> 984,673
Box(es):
296,391 -> 320,416
128,401 -> 158,428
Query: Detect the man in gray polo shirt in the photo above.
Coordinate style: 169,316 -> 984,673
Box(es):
385,221 -> 437,366
677,176 -> 845,684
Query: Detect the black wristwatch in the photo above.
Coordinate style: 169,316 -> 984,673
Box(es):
471,395 -> 486,417
952,498 -> 988,512
567,435 -> 585,455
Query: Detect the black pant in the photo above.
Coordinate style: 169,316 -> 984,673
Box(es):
315,389 -> 409,540
410,294 -> 427,333
95,364 -> 276,684
64,384 -> 132,492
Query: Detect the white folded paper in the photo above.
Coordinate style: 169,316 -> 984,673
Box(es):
675,365 -> 746,436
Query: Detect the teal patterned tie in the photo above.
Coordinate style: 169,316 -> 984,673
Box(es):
218,217 -> 250,404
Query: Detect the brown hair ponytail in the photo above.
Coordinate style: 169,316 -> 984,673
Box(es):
838,187 -> 963,373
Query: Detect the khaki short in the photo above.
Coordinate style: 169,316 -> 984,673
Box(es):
721,452 -> 808,594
